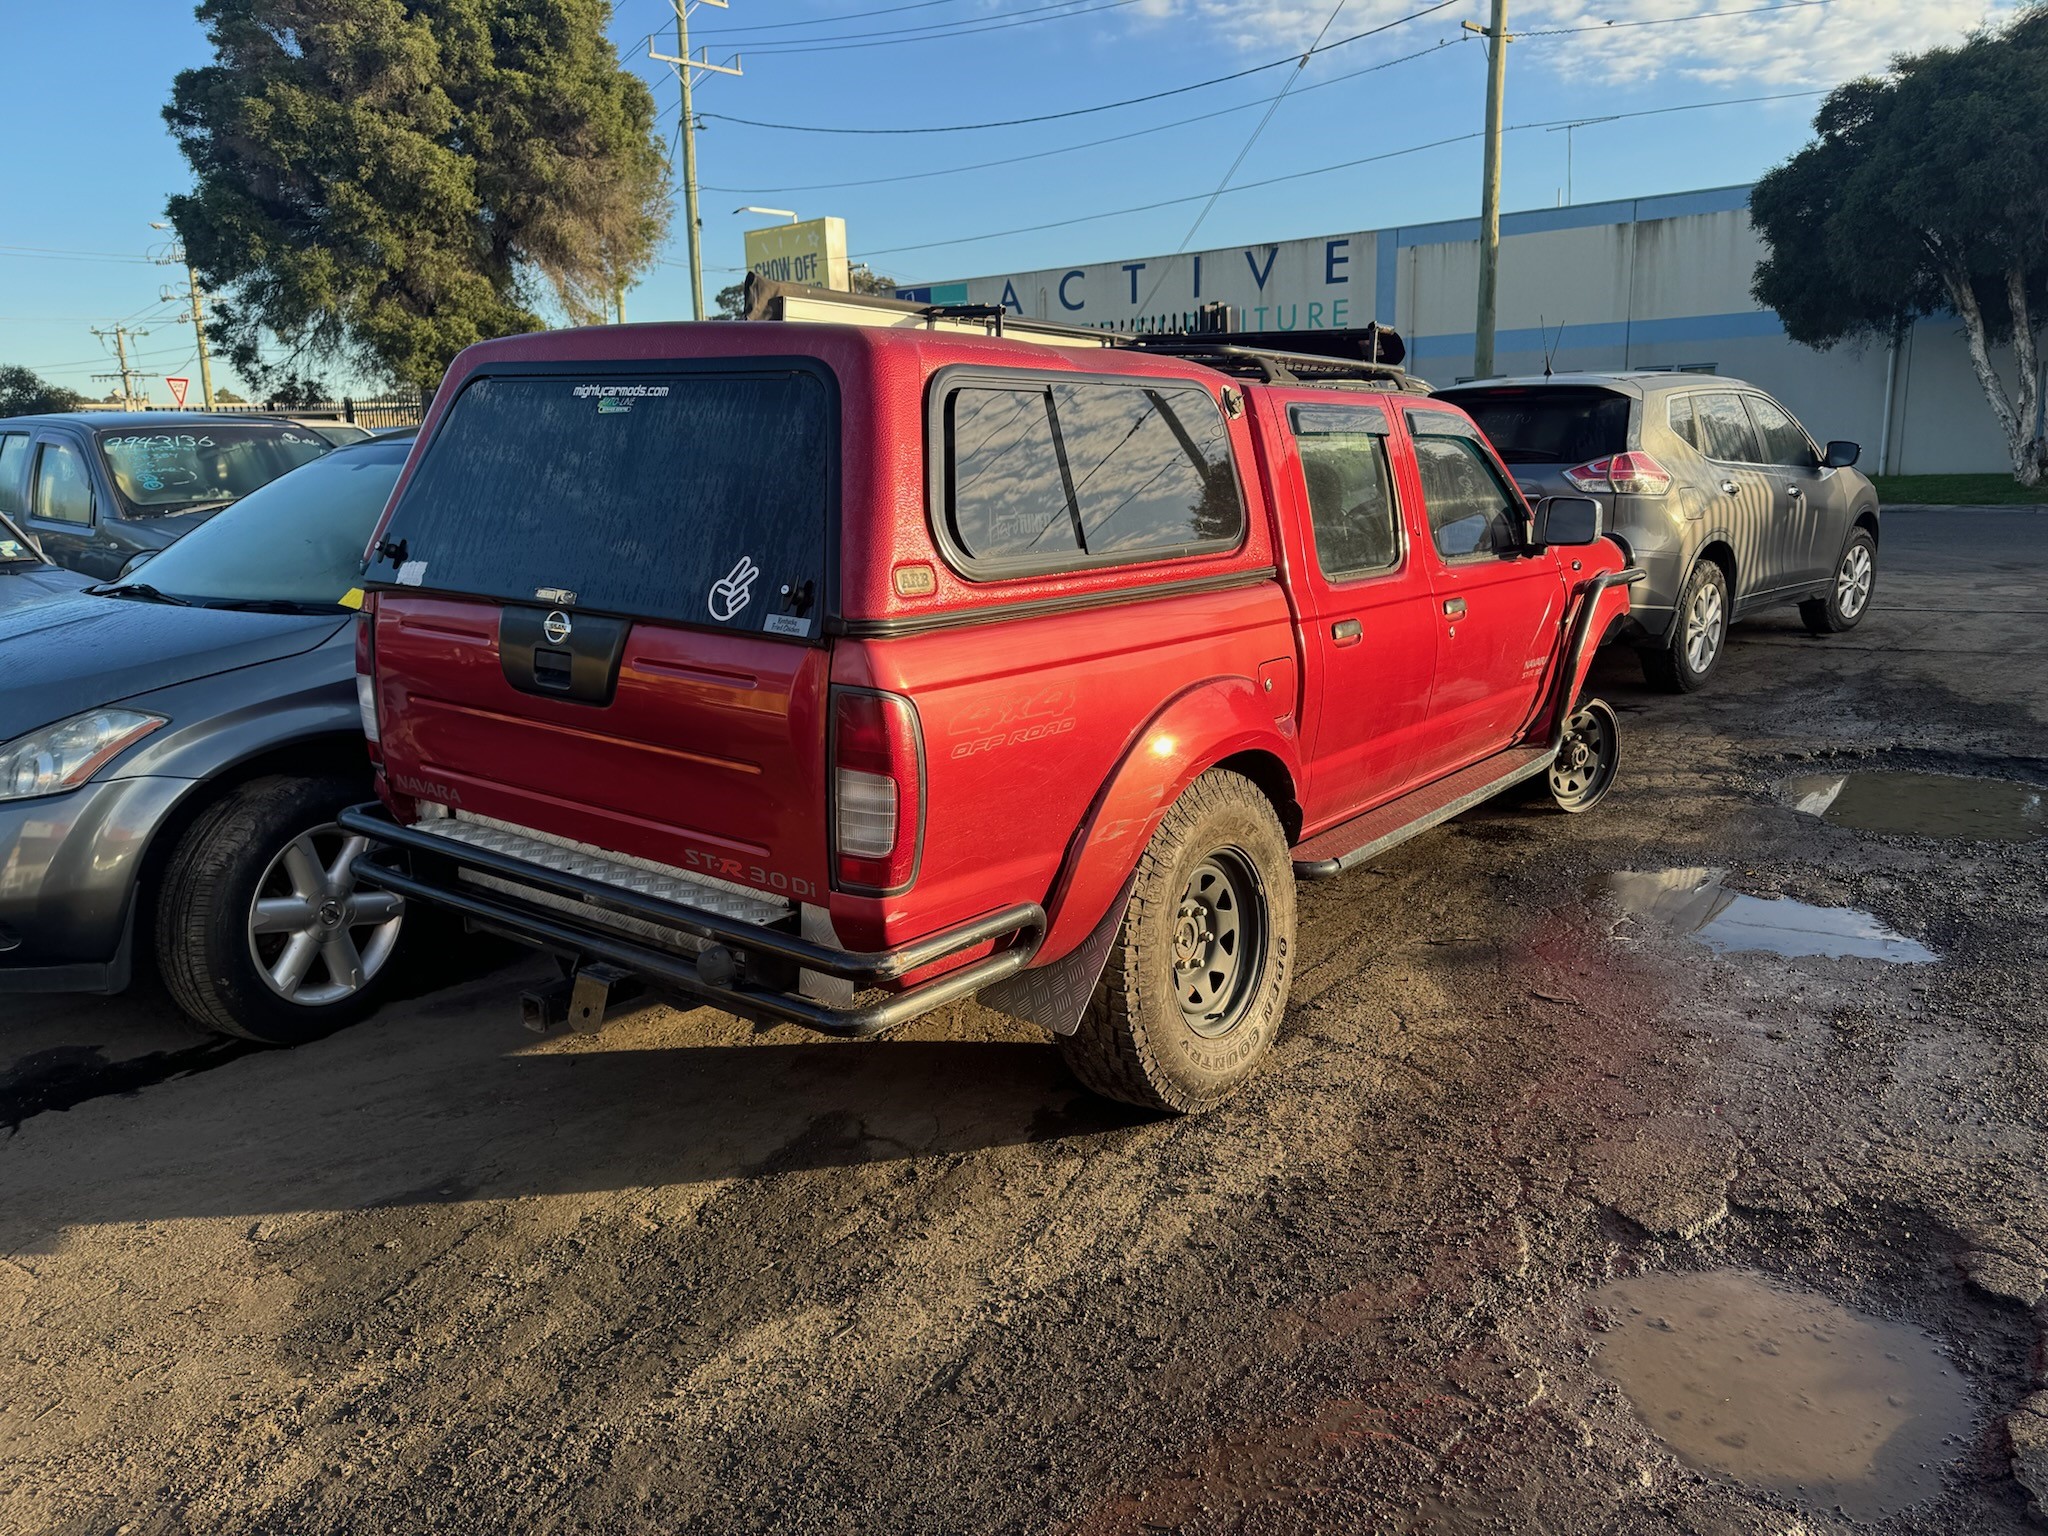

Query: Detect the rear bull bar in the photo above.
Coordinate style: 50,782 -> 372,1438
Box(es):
337,803 -> 1044,1038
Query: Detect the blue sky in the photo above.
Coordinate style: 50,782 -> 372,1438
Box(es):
0,0 -> 2010,401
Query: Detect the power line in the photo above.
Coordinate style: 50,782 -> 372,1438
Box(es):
681,0 -> 1008,34
1517,0 -> 1836,37
1136,0 -> 1362,313
703,37 -> 1470,196
0,243 -> 156,265
698,0 -> 1153,54
854,88 -> 1826,264
700,0 -> 1473,134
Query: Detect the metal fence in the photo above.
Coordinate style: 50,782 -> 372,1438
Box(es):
72,395 -> 424,428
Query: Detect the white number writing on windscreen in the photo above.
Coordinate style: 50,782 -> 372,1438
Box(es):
103,433 -> 216,492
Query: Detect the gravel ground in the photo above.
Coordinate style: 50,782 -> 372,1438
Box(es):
1,508 -> 2043,1536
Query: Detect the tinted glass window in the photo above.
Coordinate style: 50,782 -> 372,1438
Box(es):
375,372 -> 830,638
946,387 -> 1074,563
128,440 -> 411,609
32,440 -> 92,524
96,423 -> 329,515
1291,405 -> 1400,581
0,434 -> 28,516
1436,387 -> 1630,465
1694,392 -> 1762,463
1413,435 -> 1522,559
1667,394 -> 1698,450
1744,395 -> 1816,468
0,509 -> 37,565
944,378 -> 1241,574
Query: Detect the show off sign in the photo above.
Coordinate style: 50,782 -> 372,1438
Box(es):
743,217 -> 849,290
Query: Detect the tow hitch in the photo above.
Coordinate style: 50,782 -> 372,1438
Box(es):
521,961 -> 641,1035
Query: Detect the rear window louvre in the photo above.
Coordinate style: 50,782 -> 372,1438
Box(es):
371,366 -> 834,640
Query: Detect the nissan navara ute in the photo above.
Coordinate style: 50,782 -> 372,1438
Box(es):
344,282 -> 1638,1112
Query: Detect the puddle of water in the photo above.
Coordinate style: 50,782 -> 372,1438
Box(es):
0,1040 -> 255,1135
1591,1269 -> 1975,1523
1784,770 -> 2046,841
1601,868 -> 1936,964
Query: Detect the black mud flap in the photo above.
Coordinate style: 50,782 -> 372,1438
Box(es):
979,874 -> 1135,1036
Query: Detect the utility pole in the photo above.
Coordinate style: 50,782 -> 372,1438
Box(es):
1465,0 -> 1511,379
651,2 -> 742,323
90,326 -> 148,409
151,222 -> 215,407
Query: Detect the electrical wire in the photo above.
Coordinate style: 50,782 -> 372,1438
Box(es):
852,88 -> 1826,263
1136,0 -> 1356,313
1517,0 -> 1836,37
698,0 -> 1154,55
698,0 -> 1468,134
702,37 -> 1470,197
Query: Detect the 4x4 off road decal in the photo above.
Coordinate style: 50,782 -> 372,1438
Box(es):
708,556 -> 760,621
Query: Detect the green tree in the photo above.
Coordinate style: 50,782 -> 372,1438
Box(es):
0,366 -> 84,417
1751,6 -> 2048,483
165,0 -> 671,394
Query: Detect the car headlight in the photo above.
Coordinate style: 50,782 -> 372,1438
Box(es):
0,708 -> 167,802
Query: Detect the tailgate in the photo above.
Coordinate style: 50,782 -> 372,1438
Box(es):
365,363 -> 837,902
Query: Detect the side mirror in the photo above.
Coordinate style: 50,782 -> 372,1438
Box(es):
1821,440 -> 1860,469
1530,495 -> 1604,548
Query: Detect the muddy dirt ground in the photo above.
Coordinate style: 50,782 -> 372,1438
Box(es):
3,509 -> 2045,1536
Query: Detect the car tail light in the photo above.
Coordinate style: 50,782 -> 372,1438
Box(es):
1563,451 -> 1672,495
354,605 -> 381,758
831,687 -> 923,893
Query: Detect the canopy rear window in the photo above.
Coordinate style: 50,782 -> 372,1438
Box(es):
372,369 -> 832,638
1434,387 -> 1631,466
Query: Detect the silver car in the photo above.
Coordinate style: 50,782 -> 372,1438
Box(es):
1437,374 -> 1880,691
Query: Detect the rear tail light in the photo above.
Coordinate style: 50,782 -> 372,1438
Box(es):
1564,451 -> 1672,496
831,687 -> 923,893
354,605 -> 381,757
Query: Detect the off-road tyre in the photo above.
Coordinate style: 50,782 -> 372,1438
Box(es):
1060,770 -> 1295,1114
1801,527 -> 1877,635
1640,558 -> 1729,693
157,775 -> 405,1045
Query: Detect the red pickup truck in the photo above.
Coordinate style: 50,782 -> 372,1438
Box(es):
344,287 -> 1636,1112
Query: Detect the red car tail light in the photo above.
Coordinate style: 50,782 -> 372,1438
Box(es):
831,687 -> 924,893
1563,450 -> 1672,496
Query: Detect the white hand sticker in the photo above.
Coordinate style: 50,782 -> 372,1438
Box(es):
708,555 -> 760,621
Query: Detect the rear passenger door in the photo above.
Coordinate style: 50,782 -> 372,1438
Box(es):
1403,408 -> 1568,776
1274,397 -> 1440,818
1688,391 -> 1785,599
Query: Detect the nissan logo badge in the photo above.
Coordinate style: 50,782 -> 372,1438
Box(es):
543,609 -> 572,644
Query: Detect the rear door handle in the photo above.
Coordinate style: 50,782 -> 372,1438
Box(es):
1330,618 -> 1362,647
1442,598 -> 1467,619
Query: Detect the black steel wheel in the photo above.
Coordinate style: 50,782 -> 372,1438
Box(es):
1546,697 -> 1620,814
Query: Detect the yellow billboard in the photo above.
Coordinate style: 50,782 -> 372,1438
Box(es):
743,217 -> 849,291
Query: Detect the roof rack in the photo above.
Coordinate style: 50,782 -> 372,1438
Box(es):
1118,336 -> 1424,391
743,274 -> 1116,349
743,275 -> 1427,389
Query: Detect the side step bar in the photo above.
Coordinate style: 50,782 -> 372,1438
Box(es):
1291,745 -> 1555,879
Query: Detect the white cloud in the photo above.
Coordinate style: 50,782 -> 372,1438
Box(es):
1130,0 -> 2019,90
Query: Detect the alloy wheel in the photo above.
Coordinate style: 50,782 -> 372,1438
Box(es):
1837,543 -> 1874,619
1172,848 -> 1266,1039
247,824 -> 404,1006
1685,581 -> 1725,675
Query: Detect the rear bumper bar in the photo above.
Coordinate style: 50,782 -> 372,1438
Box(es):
338,803 -> 1043,1037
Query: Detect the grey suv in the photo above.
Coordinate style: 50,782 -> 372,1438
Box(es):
1437,374 -> 1879,691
